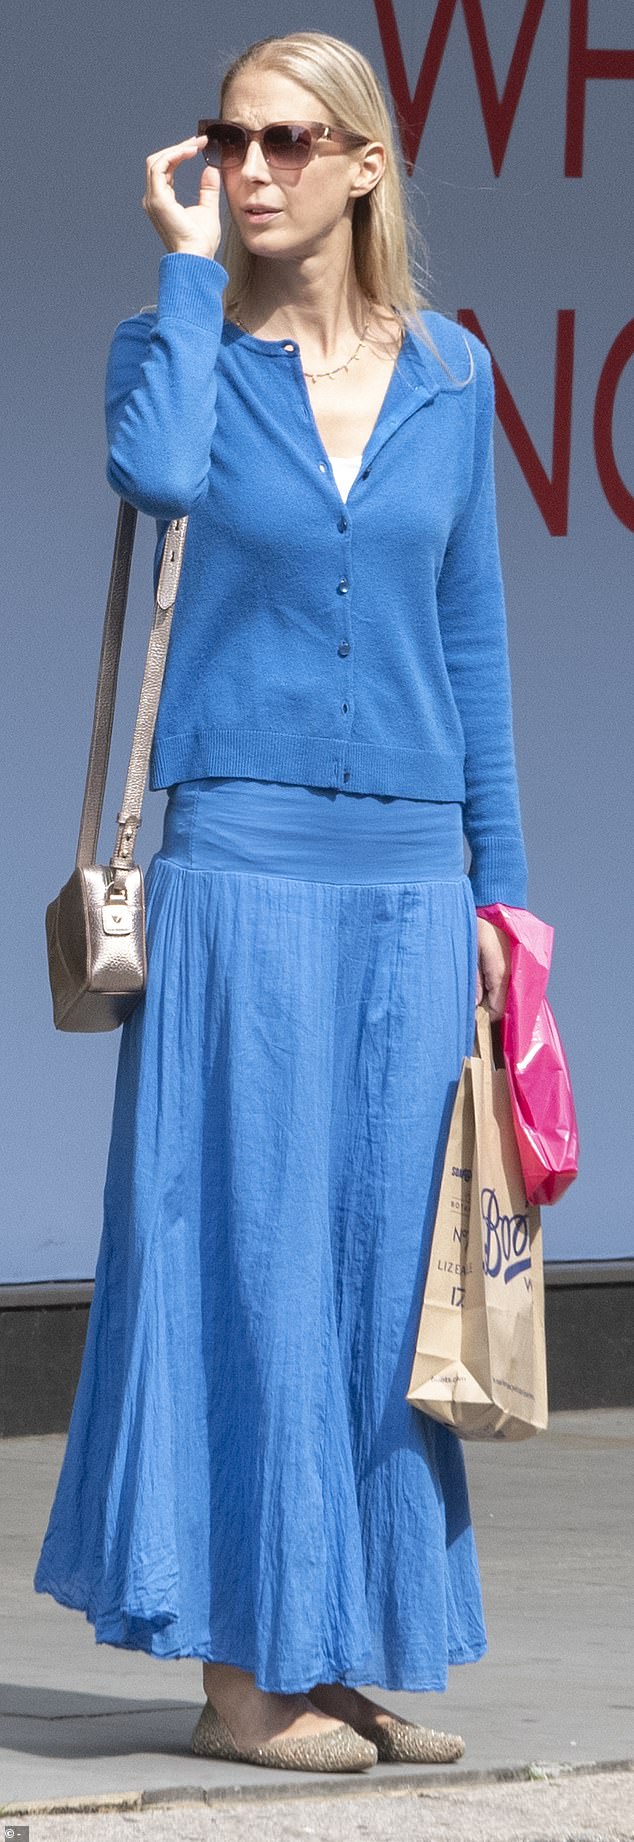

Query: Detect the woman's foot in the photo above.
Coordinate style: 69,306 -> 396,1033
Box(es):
307,1679 -> 465,1764
201,1661 -> 352,1751
307,1679 -> 397,1730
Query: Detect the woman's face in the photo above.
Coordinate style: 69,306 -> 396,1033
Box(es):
220,67 -> 382,261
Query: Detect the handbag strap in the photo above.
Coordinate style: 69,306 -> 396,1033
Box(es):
75,499 -> 189,873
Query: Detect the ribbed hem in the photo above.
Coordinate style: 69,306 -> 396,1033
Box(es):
149,725 -> 467,803
157,251 -> 229,330
468,833 -> 528,907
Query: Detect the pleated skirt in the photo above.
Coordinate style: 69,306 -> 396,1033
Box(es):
34,775 -> 487,1693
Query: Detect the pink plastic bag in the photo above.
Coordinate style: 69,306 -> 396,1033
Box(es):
475,904 -> 579,1207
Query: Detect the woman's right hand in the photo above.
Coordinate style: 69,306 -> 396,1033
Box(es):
142,135 -> 222,260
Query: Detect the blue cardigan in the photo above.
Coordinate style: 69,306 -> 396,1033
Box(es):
105,252 -> 529,907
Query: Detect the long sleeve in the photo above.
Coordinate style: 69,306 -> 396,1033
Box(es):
436,338 -> 529,908
104,251 -> 229,520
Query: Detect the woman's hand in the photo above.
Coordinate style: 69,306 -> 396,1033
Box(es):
476,915 -> 512,1020
142,135 -> 222,259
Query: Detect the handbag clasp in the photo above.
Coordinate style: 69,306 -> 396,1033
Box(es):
102,870 -> 133,934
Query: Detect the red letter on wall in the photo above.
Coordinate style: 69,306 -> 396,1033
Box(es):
566,0 -> 634,177
594,321 -> 634,531
374,0 -> 546,175
458,311 -> 575,536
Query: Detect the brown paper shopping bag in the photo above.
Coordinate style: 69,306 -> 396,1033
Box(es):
406,1002 -> 548,1440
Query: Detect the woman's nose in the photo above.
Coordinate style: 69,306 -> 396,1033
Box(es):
240,139 -> 272,180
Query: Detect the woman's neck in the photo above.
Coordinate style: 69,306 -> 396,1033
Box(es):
231,219 -> 384,356
233,285 -> 373,359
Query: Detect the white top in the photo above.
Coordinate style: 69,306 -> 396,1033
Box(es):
328,454 -> 363,501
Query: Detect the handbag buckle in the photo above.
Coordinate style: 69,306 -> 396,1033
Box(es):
102,872 -> 133,935
114,812 -> 141,862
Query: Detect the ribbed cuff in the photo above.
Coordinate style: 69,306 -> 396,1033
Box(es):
157,251 -> 229,329
467,833 -> 528,907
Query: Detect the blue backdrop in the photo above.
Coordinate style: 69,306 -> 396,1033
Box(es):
3,0 -> 633,1276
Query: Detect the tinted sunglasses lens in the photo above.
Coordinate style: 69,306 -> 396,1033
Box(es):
263,125 -> 313,166
200,125 -> 246,167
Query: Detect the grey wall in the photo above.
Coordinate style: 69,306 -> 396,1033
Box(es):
3,0 -> 633,1279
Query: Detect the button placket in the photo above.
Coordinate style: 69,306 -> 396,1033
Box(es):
335,595 -> 353,723
334,514 -> 353,728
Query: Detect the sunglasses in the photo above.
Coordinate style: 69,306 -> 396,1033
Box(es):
196,118 -> 369,171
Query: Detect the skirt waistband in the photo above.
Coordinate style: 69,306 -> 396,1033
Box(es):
159,777 -> 466,884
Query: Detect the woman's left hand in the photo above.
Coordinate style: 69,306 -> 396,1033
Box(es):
476,916 -> 512,1020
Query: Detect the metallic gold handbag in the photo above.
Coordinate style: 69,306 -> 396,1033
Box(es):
45,499 -> 189,1032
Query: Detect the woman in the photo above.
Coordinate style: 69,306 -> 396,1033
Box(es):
34,30 -> 525,1775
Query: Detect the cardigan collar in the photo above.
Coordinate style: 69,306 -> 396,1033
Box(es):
221,314 -> 475,480
222,313 -> 473,394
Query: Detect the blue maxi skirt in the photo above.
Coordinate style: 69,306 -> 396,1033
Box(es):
34,776 -> 487,1693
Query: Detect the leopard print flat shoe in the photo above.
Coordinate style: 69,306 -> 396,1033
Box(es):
191,1696 -> 379,1772
350,1712 -> 465,1764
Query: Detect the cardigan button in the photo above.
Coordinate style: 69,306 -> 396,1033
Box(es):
337,639 -> 351,656
337,577 -> 349,594
337,514 -> 348,532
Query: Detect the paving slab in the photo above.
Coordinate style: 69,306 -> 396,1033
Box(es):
1,1409 -> 633,1815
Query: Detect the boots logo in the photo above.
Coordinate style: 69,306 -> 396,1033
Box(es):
480,1187 -> 531,1285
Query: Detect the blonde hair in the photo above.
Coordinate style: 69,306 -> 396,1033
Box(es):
214,30 -> 455,376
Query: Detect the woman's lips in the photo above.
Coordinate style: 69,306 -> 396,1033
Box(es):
243,207 -> 281,220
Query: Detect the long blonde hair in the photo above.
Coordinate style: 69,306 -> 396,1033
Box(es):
214,30 -> 453,374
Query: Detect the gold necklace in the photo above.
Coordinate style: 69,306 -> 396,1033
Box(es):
234,313 -> 372,381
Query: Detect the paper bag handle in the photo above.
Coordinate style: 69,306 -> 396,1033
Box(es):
473,1001 -> 504,1070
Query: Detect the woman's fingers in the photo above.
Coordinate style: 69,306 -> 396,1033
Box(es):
141,135 -> 222,258
476,917 -> 511,1018
483,979 -> 508,1022
145,134 -> 206,172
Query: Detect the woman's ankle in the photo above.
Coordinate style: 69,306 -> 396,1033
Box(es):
202,1661 -> 254,1703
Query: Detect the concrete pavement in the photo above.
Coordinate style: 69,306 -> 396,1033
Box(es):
1,1409 -> 633,1818
2,1769 -> 634,1840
